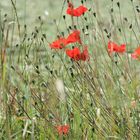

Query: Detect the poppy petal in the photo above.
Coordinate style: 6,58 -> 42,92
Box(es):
66,3 -> 87,17
74,6 -> 88,16
80,46 -> 89,61
131,47 -> 140,59
108,41 -> 126,54
66,47 -> 81,60
66,47 -> 89,61
66,30 -> 82,44
50,37 -> 67,49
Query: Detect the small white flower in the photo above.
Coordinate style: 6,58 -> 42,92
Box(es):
44,10 -> 49,16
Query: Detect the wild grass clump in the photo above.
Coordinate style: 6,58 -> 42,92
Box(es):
0,0 -> 140,139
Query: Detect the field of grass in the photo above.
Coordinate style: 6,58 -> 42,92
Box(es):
0,0 -> 140,139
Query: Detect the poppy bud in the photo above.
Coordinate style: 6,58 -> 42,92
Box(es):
115,61 -> 118,65
45,65 -> 49,70
63,15 -> 66,19
33,34 -> 37,38
11,65 -> 15,70
104,28 -> 108,34
50,70 -> 53,74
88,8 -> 91,12
107,33 -> 111,38
35,70 -> 40,74
129,24 -> 132,29
38,16 -> 41,20
93,12 -> 96,17
70,68 -> 74,77
92,127 -> 95,132
117,2 -> 120,8
84,17 -> 87,21
86,25 -> 89,30
118,28 -> 121,32
74,25 -> 77,29
24,24 -> 27,29
136,8 -> 140,13
69,26 -> 72,30
42,34 -> 46,39
36,65 -> 39,69
124,17 -> 128,22
107,35 -> 110,39
35,29 -> 38,33
25,53 -> 28,58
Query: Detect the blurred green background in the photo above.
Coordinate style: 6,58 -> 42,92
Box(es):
0,0 -> 140,46
1,0 -> 138,30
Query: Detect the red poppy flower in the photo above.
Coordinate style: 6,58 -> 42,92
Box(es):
80,46 -> 89,61
66,30 -> 82,45
108,41 -> 126,54
56,124 -> 70,135
50,37 -> 67,49
66,2 -> 88,17
66,47 -> 89,61
131,47 -> 140,59
66,47 -> 81,60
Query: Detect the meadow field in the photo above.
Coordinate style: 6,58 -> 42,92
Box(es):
0,0 -> 140,139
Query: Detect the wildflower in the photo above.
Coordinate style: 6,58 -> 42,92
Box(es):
50,37 -> 67,49
56,124 -> 70,135
66,46 -> 89,61
44,10 -> 49,16
66,47 -> 81,60
131,47 -> 140,60
108,41 -> 126,54
66,30 -> 82,44
66,2 -> 88,17
80,46 -> 89,61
